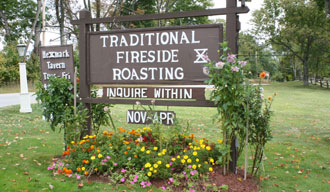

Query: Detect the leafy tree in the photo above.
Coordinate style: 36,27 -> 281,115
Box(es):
252,0 -> 330,85
0,0 -> 38,43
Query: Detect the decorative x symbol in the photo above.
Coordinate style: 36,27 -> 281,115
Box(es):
194,48 -> 208,64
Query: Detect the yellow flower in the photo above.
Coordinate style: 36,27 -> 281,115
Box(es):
217,139 -> 223,143
71,141 -> 75,144
209,167 -> 213,172
98,154 -> 103,158
184,155 -> 188,160
198,164 -> 201,168
166,164 -> 170,168
153,164 -> 158,168
82,167 -> 85,171
199,139 -> 203,144
187,159 -> 192,163
146,150 -> 150,154
157,161 -> 162,165
147,172 -> 152,177
145,163 -> 151,168
153,147 -> 158,151
153,170 -> 157,173
210,158 -> 214,163
94,168 -> 98,171
188,143 -> 192,146
162,149 -> 167,153
190,146 -> 193,149
193,151 -> 197,156
171,157 -> 176,161
192,165 -> 197,169
158,153 -> 162,156
204,161 -> 208,164
177,155 -> 180,159
206,146 -> 211,151
193,146 -> 197,150
149,167 -> 153,171
201,144 -> 205,149
181,159 -> 186,164
196,158 -> 200,162
268,96 -> 273,101
141,146 -> 145,152
91,156 -> 95,160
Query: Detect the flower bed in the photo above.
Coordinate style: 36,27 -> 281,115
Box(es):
48,127 -> 231,191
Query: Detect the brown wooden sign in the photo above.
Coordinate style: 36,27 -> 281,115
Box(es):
88,24 -> 223,85
39,45 -> 74,85
127,110 -> 176,125
103,87 -> 206,101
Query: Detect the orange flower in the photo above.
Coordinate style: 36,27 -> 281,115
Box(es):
84,171 -> 89,176
268,96 -> 273,101
82,160 -> 86,164
123,141 -> 130,145
127,146 -> 131,150
76,77 -> 80,83
72,149 -> 75,152
77,168 -> 81,172
259,72 -> 266,79
134,154 -> 138,158
90,145 -> 94,150
85,160 -> 89,164
119,128 -> 125,133
124,151 -> 128,155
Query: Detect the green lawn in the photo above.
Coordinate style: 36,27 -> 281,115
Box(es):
0,82 -> 37,94
0,81 -> 329,191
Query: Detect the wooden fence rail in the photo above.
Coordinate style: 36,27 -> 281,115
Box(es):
309,78 -> 329,89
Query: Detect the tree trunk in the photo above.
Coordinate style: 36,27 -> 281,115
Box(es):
96,0 -> 100,31
303,60 -> 309,86
33,22 -> 42,55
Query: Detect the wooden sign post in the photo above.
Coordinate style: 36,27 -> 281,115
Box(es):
72,0 -> 249,172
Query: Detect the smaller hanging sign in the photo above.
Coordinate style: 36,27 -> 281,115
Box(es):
127,110 -> 176,125
39,45 -> 74,86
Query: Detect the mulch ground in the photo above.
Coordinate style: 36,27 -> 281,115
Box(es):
88,167 -> 259,192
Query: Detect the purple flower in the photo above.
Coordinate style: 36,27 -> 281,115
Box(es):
215,61 -> 225,69
121,169 -> 126,173
231,66 -> 239,72
77,175 -> 81,180
101,162 -> 105,165
114,162 -> 118,166
203,54 -> 210,62
190,189 -> 195,192
169,162 -> 173,166
227,54 -> 236,63
238,60 -> 247,67
68,174 -> 72,178
106,156 -> 111,159
161,186 -> 166,190
104,106 -> 109,112
120,177 -> 125,182
188,165 -> 192,169
190,170 -> 195,175
171,168 -> 175,171
146,182 -> 151,186
260,94 -> 264,99
183,171 -> 186,175
203,67 -> 209,75
169,177 -> 173,183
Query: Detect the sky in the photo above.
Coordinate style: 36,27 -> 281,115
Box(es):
0,0 -> 264,50
211,0 -> 264,31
